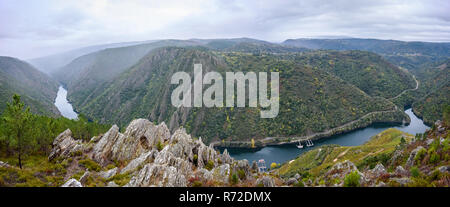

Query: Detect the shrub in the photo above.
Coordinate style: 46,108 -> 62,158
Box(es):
192,180 -> 203,187
410,166 -> 420,178
414,148 -> 426,164
193,154 -> 198,166
237,169 -> 246,180
156,141 -> 164,151
205,160 -> 214,171
293,181 -> 304,187
230,173 -> 238,185
343,171 -> 360,187
429,153 -> 440,164
270,162 -> 277,169
79,159 -> 101,172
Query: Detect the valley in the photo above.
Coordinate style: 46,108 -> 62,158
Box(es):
0,37 -> 448,188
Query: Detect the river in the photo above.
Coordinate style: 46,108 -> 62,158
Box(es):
54,86 -> 429,165
224,108 -> 429,165
54,86 -> 78,119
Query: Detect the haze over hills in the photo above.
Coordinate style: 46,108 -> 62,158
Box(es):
0,56 -> 59,116
28,40 -> 158,75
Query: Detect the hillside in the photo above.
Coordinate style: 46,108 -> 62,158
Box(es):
28,40 -> 157,75
0,56 -> 59,116
282,50 -> 417,98
278,117 -> 449,187
69,47 -> 408,145
282,38 -> 450,70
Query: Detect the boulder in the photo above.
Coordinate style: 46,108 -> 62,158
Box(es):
212,164 -> 230,184
395,166 -> 408,176
0,161 -> 11,168
99,167 -> 118,179
286,177 -> 298,185
126,163 -> 187,187
256,176 -> 275,187
49,129 -> 83,161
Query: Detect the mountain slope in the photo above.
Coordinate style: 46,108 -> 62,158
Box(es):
28,40 -> 158,74
0,56 -> 59,115
71,47 -> 408,145
282,50 -> 417,98
282,38 -> 450,72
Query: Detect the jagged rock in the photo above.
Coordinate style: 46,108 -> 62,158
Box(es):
220,149 -> 233,164
195,168 -> 213,181
376,182 -> 386,187
0,161 -> 11,168
49,129 -> 83,161
286,178 -> 298,185
107,181 -> 119,187
256,176 -> 275,187
212,164 -> 230,184
235,159 -> 251,180
92,120 -> 170,166
395,166 -> 408,176
390,177 -> 411,186
79,171 -> 90,184
406,146 -> 424,168
366,163 -> 387,179
99,167 -> 118,179
126,164 -> 187,187
294,173 -> 301,180
325,160 -> 365,185
438,166 -> 449,173
61,178 -> 82,187
251,161 -> 258,172
121,149 -> 158,174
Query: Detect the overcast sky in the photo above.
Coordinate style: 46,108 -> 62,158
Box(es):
1,0 -> 449,59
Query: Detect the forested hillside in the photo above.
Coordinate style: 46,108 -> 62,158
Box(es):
67,47 -> 408,144
0,57 -> 59,116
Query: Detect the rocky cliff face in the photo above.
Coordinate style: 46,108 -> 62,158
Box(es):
50,118 -> 276,187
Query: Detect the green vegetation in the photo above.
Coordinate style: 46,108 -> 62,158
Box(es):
69,47 -> 407,145
0,94 -> 110,169
279,128 -> 411,178
343,171 -> 360,187
0,56 -> 59,116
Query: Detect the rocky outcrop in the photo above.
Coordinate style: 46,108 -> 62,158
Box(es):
48,118 -> 257,187
0,161 -> 11,168
406,146 -> 424,168
256,176 -> 275,187
49,129 -> 83,161
92,119 -> 170,166
61,178 -> 82,187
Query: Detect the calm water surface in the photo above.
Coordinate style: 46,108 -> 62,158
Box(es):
54,86 -> 78,119
224,108 -> 429,165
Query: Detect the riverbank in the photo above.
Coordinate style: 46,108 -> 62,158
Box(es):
222,108 -> 429,165
214,106 -> 409,149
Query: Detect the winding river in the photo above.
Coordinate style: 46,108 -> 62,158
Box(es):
54,86 -> 429,165
224,108 -> 429,165
54,86 -> 78,119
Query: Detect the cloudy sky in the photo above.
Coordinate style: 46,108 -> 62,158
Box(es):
1,0 -> 449,59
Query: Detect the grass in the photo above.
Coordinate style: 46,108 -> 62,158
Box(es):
278,128 -> 413,178
0,155 -> 66,187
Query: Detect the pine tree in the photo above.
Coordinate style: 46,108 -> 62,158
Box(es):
1,94 -> 33,169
